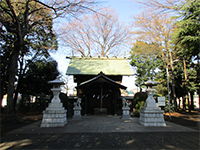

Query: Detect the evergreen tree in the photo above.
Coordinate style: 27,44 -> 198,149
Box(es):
130,41 -> 160,91
20,59 -> 59,96
173,0 -> 200,111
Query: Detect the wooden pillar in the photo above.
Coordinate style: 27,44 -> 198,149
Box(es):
100,84 -> 103,112
85,93 -> 88,115
114,89 -> 117,115
114,95 -> 116,115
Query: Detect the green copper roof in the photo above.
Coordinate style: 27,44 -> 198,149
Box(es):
66,57 -> 133,76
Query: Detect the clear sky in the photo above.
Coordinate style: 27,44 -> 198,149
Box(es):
51,0 -> 143,92
104,0 -> 142,23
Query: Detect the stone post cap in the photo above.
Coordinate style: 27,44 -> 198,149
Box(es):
48,78 -> 64,85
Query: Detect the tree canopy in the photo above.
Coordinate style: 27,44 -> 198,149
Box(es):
0,0 -> 99,115
131,0 -> 200,111
59,8 -> 131,57
173,0 -> 200,60
130,41 -> 160,91
20,59 -> 59,96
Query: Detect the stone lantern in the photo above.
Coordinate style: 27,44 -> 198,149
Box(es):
40,78 -> 67,127
139,79 -> 166,126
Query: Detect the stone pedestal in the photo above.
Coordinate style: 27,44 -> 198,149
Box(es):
121,106 -> 130,119
73,106 -> 82,119
40,79 -> 67,127
41,103 -> 67,127
139,89 -> 166,126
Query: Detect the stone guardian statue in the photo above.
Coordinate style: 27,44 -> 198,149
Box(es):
121,97 -> 130,119
73,98 -> 82,119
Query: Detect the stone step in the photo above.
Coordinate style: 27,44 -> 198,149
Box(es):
40,121 -> 67,127
43,113 -> 66,118
48,103 -> 63,107
44,109 -> 67,113
139,117 -> 165,123
41,118 -> 67,124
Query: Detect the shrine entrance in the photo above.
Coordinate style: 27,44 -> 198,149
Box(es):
65,57 -> 133,116
77,72 -> 126,115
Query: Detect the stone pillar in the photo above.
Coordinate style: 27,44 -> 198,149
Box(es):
40,79 -> 67,127
121,98 -> 130,119
139,88 -> 166,126
122,106 -> 130,119
73,98 -> 82,119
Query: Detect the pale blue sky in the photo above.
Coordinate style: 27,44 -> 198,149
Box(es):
104,0 -> 142,24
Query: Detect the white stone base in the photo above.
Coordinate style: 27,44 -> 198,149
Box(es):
139,87 -> 166,126
139,108 -> 166,126
121,107 -> 130,120
73,107 -> 82,119
40,102 -> 67,127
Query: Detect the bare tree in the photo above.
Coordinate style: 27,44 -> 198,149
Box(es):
59,8 -> 131,57
131,10 -> 178,109
134,0 -> 183,13
132,10 -> 176,59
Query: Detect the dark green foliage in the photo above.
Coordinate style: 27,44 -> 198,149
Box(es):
130,41 -> 161,91
18,94 -> 51,113
129,0 -> 199,112
0,0 -> 58,115
164,100 -> 175,113
20,59 -> 59,96
173,0 -> 200,59
132,92 -> 147,117
172,1 -> 199,106
59,93 -> 68,110
175,0 -> 200,110
18,94 -> 31,113
0,28 -> 15,102
18,92 -> 68,114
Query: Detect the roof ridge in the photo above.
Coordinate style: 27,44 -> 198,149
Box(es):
78,72 -> 127,89
66,56 -> 129,60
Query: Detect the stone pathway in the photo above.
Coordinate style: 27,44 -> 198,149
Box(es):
1,115 -> 199,149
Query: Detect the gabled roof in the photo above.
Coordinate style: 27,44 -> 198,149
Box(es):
66,57 -> 133,76
78,72 -> 127,89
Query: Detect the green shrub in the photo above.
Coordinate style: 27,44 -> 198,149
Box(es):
164,100 -> 175,113
133,92 -> 147,117
18,94 -> 31,113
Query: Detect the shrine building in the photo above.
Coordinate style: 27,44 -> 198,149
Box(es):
66,56 -> 133,115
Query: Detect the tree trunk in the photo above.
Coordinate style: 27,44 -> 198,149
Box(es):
197,54 -> 200,112
190,91 -> 194,110
0,81 -> 5,107
140,87 -> 142,93
13,86 -> 19,113
182,96 -> 186,110
7,50 -> 19,116
178,98 -> 181,109
186,91 -> 191,112
169,52 -> 177,111
183,58 -> 191,112
172,74 -> 177,110
0,74 -> 7,108
13,58 -> 24,113
199,88 -> 200,113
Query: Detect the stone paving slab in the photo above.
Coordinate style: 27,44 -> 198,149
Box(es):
5,115 -> 198,134
1,115 -> 199,150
